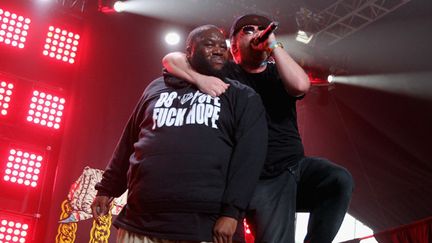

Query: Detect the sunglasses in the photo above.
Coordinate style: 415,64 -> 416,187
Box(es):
241,25 -> 266,35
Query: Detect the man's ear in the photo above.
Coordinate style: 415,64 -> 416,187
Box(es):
230,42 -> 238,55
186,45 -> 192,59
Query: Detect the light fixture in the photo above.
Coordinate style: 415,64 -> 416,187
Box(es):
113,1 -> 126,12
165,32 -> 180,46
43,26 -> 80,64
26,90 -> 66,129
0,80 -> 14,116
0,8 -> 31,49
3,148 -> 44,187
296,30 -> 313,44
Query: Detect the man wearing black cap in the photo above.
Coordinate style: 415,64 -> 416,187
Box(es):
163,14 -> 354,243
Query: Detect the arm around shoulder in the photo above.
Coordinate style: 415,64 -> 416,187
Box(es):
162,52 -> 229,97
162,52 -> 198,85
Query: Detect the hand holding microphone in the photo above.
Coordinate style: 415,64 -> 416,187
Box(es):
251,21 -> 279,46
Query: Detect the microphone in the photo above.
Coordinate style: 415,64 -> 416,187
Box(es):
252,22 -> 279,45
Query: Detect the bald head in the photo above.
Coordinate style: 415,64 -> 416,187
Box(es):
186,25 -> 222,52
186,25 -> 228,77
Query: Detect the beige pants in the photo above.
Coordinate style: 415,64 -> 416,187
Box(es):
117,228 -> 212,243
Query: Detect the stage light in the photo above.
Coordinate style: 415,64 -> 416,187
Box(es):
327,75 -> 335,83
0,81 -> 13,116
296,30 -> 313,44
0,9 -> 31,49
113,1 -> 126,12
307,71 -> 330,86
165,32 -> 180,46
26,90 -> 65,129
0,216 -> 30,243
325,73 -> 432,100
43,26 -> 80,64
2,148 -> 43,188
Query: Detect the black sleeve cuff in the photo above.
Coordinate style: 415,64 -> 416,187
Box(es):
95,182 -> 113,197
220,204 -> 243,220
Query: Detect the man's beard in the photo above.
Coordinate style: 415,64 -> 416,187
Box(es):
189,54 -> 225,79
242,46 -> 268,67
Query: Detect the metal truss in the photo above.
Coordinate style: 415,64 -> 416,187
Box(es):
56,0 -> 90,13
296,0 -> 411,46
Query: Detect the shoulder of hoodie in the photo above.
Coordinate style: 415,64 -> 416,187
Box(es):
134,76 -> 168,105
144,74 -> 192,95
223,77 -> 260,100
143,76 -> 166,94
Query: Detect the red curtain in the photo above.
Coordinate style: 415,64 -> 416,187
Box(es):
373,217 -> 432,243
340,216 -> 432,243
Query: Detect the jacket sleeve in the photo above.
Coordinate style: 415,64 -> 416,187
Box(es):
220,88 -> 268,219
95,92 -> 147,198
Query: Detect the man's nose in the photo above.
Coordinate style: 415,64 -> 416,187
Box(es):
212,45 -> 224,55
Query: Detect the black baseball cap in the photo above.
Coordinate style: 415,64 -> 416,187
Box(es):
229,14 -> 273,38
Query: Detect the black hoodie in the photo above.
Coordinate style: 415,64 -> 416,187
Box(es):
95,74 -> 267,232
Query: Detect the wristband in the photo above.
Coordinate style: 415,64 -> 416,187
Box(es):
267,41 -> 284,55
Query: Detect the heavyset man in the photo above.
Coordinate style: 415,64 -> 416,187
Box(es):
92,25 -> 268,243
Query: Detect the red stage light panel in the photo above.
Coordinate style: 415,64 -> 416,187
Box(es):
42,26 -> 80,64
0,218 -> 29,243
0,8 -> 31,49
26,90 -> 65,129
2,148 -> 43,188
0,81 -> 14,116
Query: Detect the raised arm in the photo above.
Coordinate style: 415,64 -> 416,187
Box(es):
251,33 -> 310,97
270,38 -> 310,96
162,52 -> 229,97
